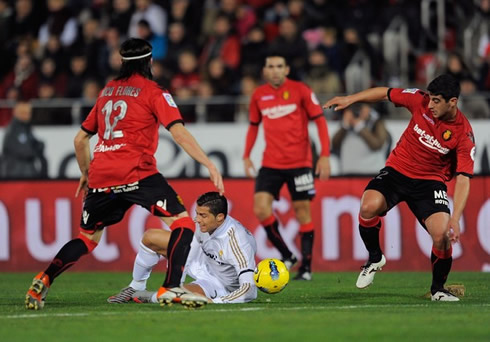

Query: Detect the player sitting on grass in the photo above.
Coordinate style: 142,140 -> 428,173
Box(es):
108,192 -> 258,304
324,74 -> 475,301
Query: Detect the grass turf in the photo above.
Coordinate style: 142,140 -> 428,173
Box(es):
0,271 -> 489,342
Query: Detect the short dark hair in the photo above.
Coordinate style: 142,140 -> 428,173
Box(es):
427,74 -> 460,101
264,51 -> 289,66
196,192 -> 228,218
116,38 -> 153,80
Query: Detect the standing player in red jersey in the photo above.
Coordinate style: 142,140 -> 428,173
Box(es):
324,74 -> 475,301
25,38 -> 224,310
243,53 -> 331,281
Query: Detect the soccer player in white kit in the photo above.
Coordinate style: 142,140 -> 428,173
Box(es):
109,192 -> 258,304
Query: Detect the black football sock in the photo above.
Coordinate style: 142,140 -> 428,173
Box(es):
163,227 -> 194,288
263,220 -> 292,260
431,247 -> 452,294
44,239 -> 89,285
358,217 -> 382,263
299,231 -> 314,272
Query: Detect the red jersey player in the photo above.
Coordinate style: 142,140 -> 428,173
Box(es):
243,53 -> 331,281
324,74 -> 475,301
25,38 -> 224,310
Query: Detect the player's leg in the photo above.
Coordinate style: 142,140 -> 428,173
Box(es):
355,189 -> 388,288
286,167 -> 316,279
26,190 -> 128,310
291,200 -> 313,280
425,212 -> 458,301
25,230 -> 101,310
407,180 -> 458,301
359,189 -> 387,263
108,229 -> 169,303
130,174 -> 207,307
254,167 -> 295,264
254,191 -> 296,266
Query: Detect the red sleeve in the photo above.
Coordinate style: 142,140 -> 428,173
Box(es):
300,83 -> 323,119
314,116 -> 330,157
243,124 -> 258,159
388,88 -> 427,114
81,104 -> 98,134
455,127 -> 476,177
249,91 -> 261,124
151,89 -> 184,128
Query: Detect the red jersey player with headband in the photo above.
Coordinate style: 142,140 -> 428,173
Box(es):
243,53 -> 331,281
25,38 -> 224,310
324,74 -> 475,301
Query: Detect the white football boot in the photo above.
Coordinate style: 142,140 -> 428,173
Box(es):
157,287 -> 208,308
431,289 -> 460,302
356,255 -> 386,289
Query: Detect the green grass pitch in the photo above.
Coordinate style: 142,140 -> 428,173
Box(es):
1,271 -> 489,342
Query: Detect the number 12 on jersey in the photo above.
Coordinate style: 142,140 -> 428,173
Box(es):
102,100 -> 128,139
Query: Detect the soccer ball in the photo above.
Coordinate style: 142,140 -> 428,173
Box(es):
254,258 -> 289,294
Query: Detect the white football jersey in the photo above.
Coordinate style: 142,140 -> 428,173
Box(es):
183,215 -> 257,303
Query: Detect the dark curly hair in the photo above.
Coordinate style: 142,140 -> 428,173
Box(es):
427,74 -> 460,101
196,192 -> 228,218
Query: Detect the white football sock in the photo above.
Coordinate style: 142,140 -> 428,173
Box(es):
130,240 -> 161,291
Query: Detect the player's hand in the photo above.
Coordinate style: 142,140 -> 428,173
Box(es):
75,174 -> 89,197
208,163 -> 225,195
447,217 -> 461,243
323,96 -> 352,111
315,156 -> 330,181
243,158 -> 256,178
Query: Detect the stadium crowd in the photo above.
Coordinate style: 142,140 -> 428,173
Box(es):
0,0 -> 489,126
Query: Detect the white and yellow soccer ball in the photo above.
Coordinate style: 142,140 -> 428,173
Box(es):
254,258 -> 289,294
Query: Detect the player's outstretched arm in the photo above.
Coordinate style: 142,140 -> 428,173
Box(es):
169,123 -> 224,194
74,129 -> 92,197
448,174 -> 471,243
323,87 -> 390,111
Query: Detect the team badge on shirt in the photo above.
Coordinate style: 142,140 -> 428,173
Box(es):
282,91 -> 290,100
163,93 -> 177,108
442,129 -> 452,141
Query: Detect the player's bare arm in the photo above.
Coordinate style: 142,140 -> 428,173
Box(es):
323,87 -> 390,111
448,174 -> 471,243
74,129 -> 93,197
169,123 -> 225,194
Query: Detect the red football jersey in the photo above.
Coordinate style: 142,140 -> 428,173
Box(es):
249,79 -> 324,169
386,88 -> 475,182
81,74 -> 183,188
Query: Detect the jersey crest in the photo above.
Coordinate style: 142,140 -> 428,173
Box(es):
442,129 -> 452,141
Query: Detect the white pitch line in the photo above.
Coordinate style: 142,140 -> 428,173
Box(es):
2,303 -> 489,319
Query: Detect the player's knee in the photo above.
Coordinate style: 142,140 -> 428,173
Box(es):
253,205 -> 270,221
431,232 -> 449,248
359,202 -> 380,219
141,230 -> 163,253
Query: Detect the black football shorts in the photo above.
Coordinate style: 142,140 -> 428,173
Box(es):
80,173 -> 187,232
365,167 -> 450,229
255,167 -> 316,201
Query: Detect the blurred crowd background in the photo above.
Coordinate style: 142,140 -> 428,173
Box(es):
0,0 -> 489,126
